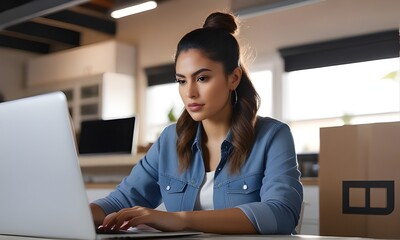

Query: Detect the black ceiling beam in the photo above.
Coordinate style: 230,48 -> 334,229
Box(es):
0,0 -> 33,13
0,34 -> 49,54
44,10 -> 116,35
0,0 -> 89,30
6,21 -> 80,46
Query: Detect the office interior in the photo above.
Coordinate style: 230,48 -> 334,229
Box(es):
0,0 -> 399,238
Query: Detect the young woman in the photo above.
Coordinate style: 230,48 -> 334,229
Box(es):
90,12 -> 303,235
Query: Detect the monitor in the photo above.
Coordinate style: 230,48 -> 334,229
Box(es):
78,117 -> 137,155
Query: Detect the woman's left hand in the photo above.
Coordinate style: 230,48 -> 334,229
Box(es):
98,206 -> 186,232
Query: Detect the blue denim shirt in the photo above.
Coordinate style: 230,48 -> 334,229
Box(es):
93,117 -> 303,234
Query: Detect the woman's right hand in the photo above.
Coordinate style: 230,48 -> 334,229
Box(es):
99,206 -> 186,232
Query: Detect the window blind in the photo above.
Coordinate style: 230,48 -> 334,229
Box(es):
279,30 -> 399,72
145,63 -> 175,86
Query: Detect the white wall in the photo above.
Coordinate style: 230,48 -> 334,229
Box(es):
0,48 -> 38,101
241,0 -> 400,57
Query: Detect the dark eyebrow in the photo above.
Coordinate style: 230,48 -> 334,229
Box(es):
175,68 -> 212,78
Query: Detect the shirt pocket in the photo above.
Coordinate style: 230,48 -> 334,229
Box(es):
157,175 -> 188,211
226,174 -> 263,207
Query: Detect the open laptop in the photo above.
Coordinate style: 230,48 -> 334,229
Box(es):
0,92 -> 200,240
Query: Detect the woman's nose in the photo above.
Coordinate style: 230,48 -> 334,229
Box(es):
186,81 -> 198,98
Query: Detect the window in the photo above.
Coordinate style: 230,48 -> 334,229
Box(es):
250,70 -> 273,117
279,30 -> 399,153
284,58 -> 399,153
146,83 -> 183,143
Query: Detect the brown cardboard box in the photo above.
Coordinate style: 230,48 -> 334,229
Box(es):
319,122 -> 400,239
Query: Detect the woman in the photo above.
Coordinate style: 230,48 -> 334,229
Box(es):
90,12 -> 303,234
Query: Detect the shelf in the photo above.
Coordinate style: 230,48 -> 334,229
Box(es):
79,153 -> 145,167
25,72 -> 135,133
80,97 -> 99,104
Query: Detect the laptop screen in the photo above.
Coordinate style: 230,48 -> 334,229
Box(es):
78,117 -> 136,155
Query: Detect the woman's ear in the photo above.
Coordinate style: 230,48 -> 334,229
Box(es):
229,67 -> 242,89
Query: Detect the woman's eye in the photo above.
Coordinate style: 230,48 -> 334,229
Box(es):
175,79 -> 185,84
197,76 -> 208,82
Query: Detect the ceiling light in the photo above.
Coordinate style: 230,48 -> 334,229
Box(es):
111,1 -> 157,19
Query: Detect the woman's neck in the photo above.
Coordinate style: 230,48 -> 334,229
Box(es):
202,121 -> 230,143
201,100 -> 233,140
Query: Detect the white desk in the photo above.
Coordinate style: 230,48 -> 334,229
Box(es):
0,234 -> 374,240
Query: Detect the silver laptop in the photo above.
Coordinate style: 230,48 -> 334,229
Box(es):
0,92 -> 200,240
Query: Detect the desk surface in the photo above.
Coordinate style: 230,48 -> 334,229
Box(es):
0,234 -> 374,240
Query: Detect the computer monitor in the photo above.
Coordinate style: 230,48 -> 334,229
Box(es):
78,117 -> 137,155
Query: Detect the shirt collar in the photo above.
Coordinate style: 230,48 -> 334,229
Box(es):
191,122 -> 234,151
191,123 -> 203,152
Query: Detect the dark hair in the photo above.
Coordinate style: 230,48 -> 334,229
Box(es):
175,12 -> 260,174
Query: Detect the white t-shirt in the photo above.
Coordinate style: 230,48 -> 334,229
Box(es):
194,171 -> 215,210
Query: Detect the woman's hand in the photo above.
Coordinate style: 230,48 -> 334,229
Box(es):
99,206 -> 186,232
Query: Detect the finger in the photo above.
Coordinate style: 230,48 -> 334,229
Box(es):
120,221 -> 133,231
113,207 -> 149,231
124,213 -> 151,230
112,209 -> 142,231
102,207 -> 148,232
96,225 -> 105,233
102,212 -> 118,231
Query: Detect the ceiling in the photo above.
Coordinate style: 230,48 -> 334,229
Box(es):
0,0 -> 141,54
0,0 -> 315,54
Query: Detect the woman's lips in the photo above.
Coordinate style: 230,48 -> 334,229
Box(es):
187,103 -> 204,112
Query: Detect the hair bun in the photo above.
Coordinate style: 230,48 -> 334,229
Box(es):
203,12 -> 238,35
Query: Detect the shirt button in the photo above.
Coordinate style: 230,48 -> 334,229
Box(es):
243,184 -> 248,190
166,185 -> 171,191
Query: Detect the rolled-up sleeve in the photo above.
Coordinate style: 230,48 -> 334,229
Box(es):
237,123 -> 303,234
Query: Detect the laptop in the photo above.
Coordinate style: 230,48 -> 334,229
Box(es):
0,92 -> 200,240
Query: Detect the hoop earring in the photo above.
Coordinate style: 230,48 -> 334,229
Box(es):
231,89 -> 238,107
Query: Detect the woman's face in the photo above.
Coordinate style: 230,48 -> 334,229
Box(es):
175,49 -> 239,122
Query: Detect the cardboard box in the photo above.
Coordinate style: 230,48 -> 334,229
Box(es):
319,122 -> 400,239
